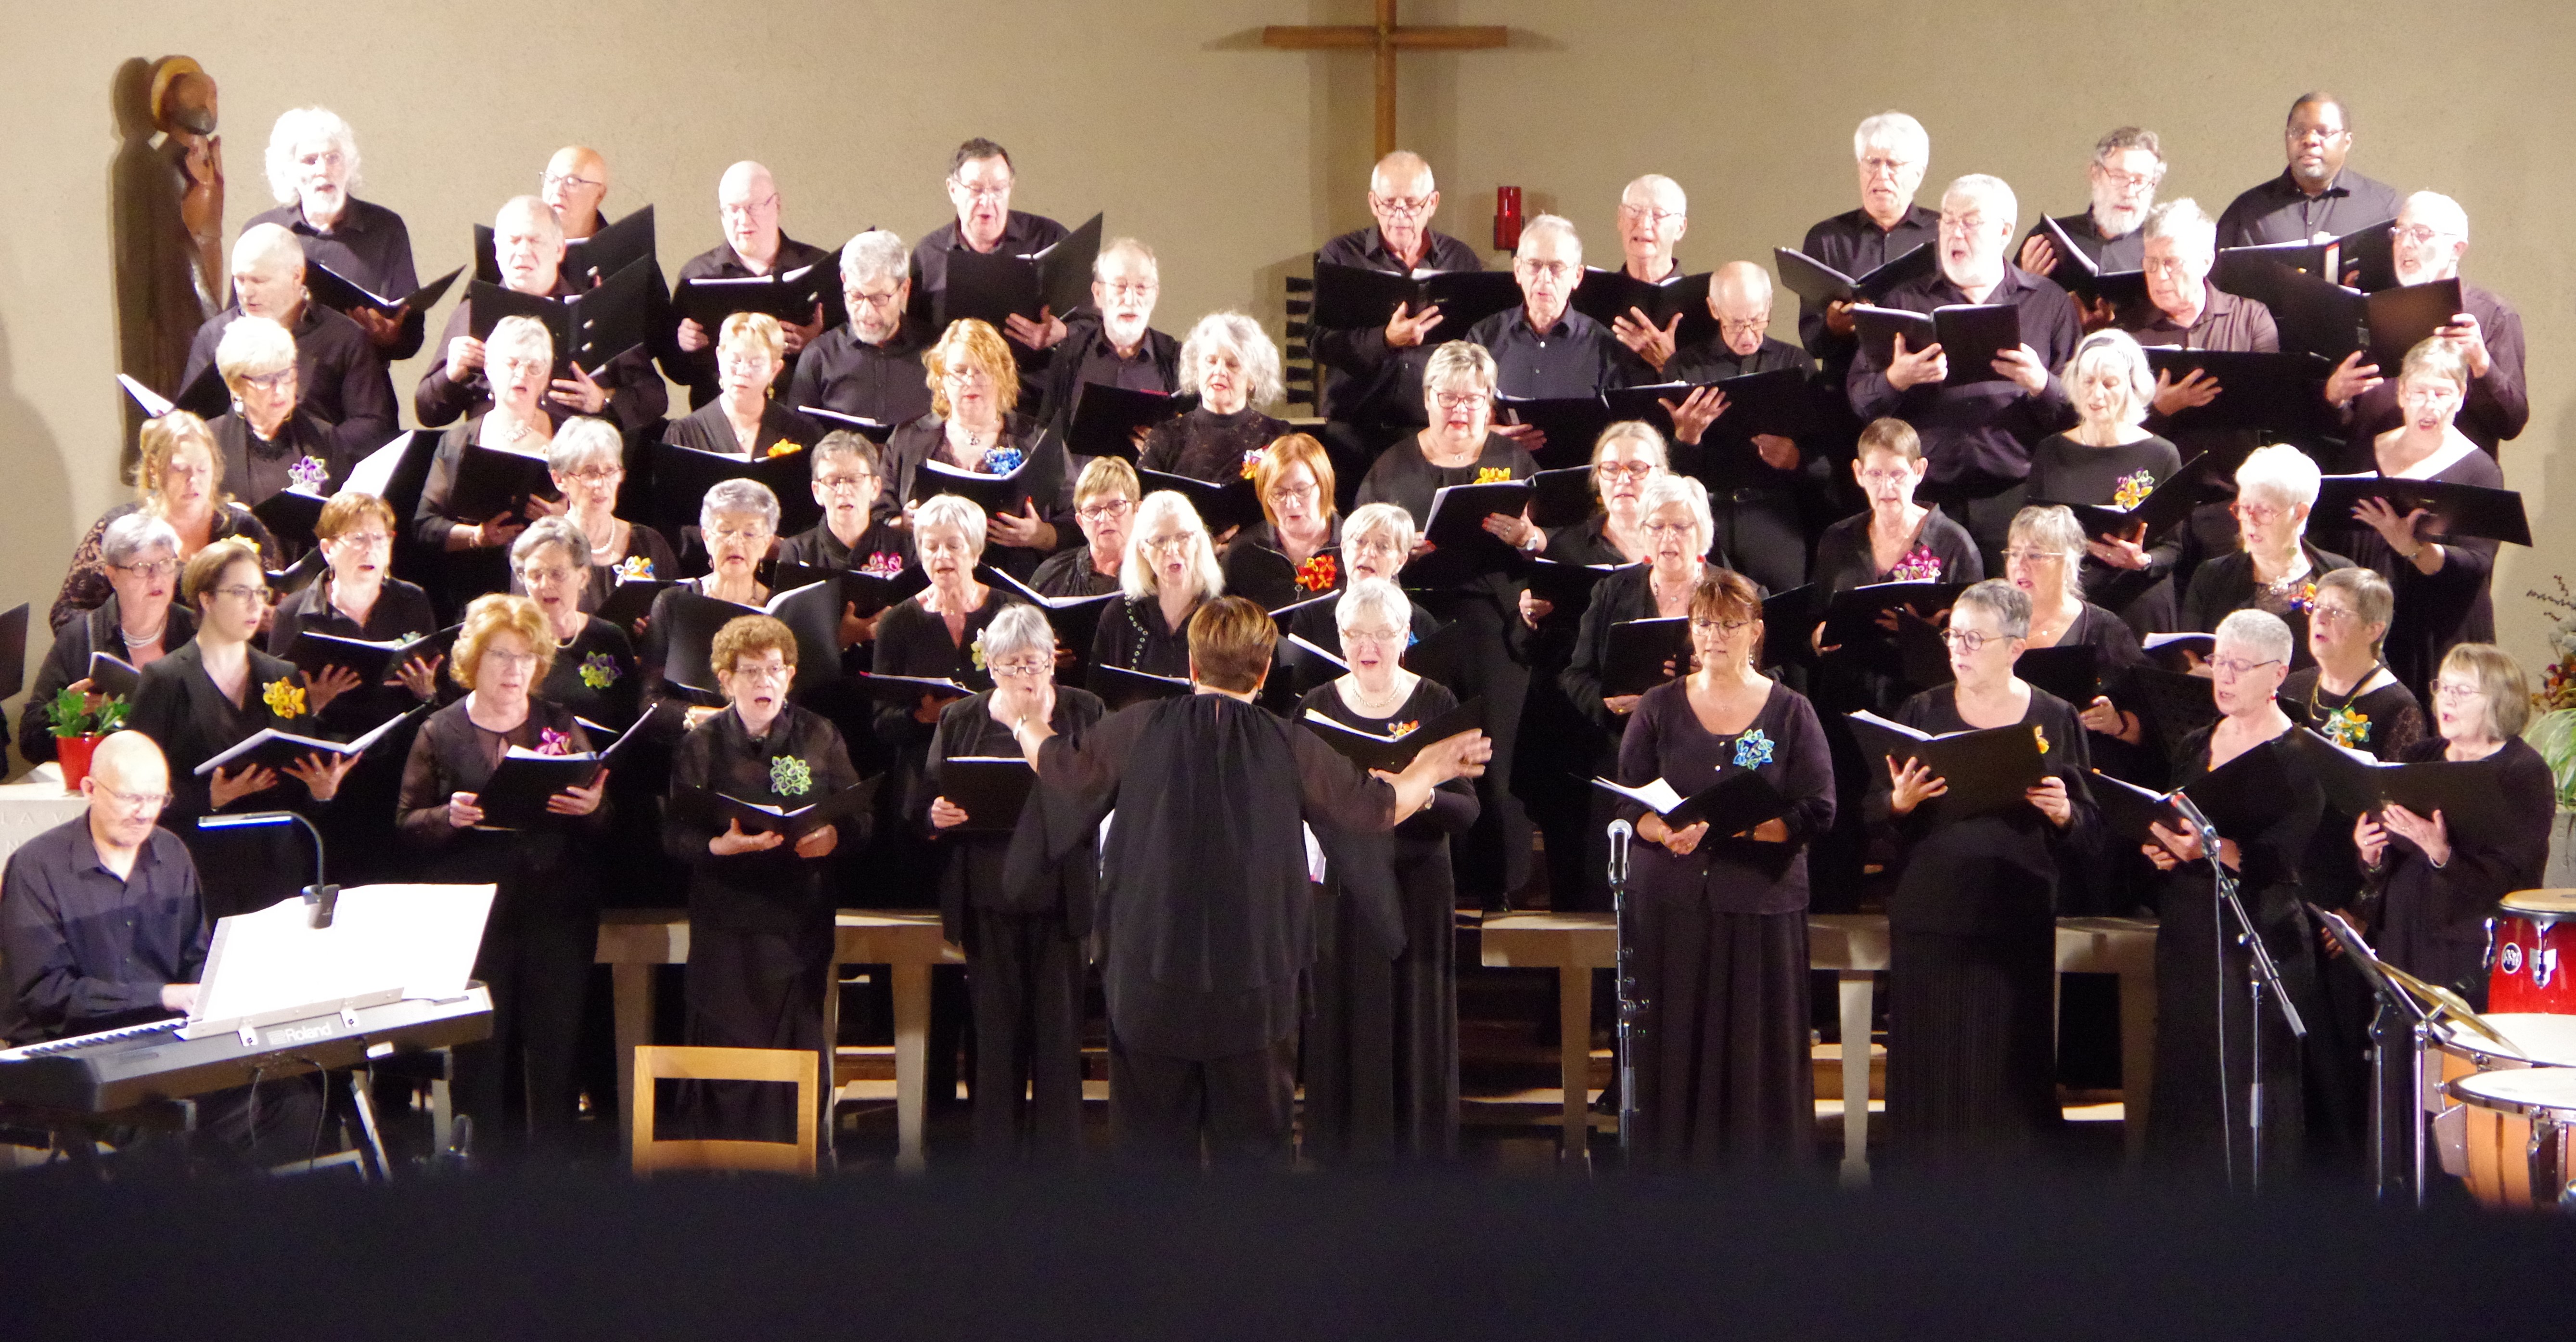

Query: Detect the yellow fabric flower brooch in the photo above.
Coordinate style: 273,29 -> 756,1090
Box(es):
263,679 -> 307,719
1474,467 -> 1514,485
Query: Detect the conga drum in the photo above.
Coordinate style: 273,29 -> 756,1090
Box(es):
2427,1014 -> 2576,1177
2491,890 -> 2576,1014
2447,1068 -> 2576,1209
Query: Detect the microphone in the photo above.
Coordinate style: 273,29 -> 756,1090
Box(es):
196,811 -> 337,928
1606,818 -> 1633,887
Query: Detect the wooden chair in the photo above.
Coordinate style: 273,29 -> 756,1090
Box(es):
628,1045 -> 819,1177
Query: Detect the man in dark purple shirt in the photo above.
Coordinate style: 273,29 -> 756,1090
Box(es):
785,229 -> 936,431
909,138 -> 1072,357
245,106 -> 421,357
664,161 -> 840,409
1849,174 -> 2078,562
1310,151 -> 1487,479
2215,93 -> 2402,248
179,224 -> 398,461
2335,191 -> 2528,454
1465,215 -> 1638,459
1798,111 -> 1939,380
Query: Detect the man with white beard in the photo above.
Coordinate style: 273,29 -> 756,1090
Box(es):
2015,127 -> 2166,329
786,229 -> 938,431
2334,190 -> 2528,452
1032,238 -> 1180,446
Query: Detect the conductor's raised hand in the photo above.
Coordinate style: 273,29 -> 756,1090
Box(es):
1384,300 -> 1444,350
1411,728 -> 1493,783
1884,333 -> 1947,390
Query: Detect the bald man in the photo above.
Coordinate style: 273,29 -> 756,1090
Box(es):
664,160 -> 841,408
2215,93 -> 2401,248
416,195 -> 668,436
1662,262 -> 1829,593
2336,191 -> 2527,453
1312,151 -> 1487,486
1604,174 -> 1693,369
541,145 -> 611,242
178,223 -> 398,460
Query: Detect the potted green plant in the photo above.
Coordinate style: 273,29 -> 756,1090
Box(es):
2524,578 -> 2576,884
45,686 -> 132,792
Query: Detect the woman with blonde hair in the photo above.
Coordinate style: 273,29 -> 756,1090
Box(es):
884,318 -> 1074,577
663,312 -> 823,460
52,411 -> 277,629
1220,433 -> 1340,610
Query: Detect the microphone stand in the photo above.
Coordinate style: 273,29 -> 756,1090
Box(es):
196,810 -> 338,928
2168,790 -> 2305,1193
1606,819 -> 1641,1161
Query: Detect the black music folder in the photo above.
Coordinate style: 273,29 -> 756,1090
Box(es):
2037,217 -> 2147,309
1759,585 -> 1817,671
935,757 -> 1038,834
119,366 -> 229,421
672,264 -> 833,329
2252,264 -> 2461,370
445,444 -> 558,524
191,708 -> 416,776
466,257 -> 654,376
909,456 -> 1043,521
680,776 -> 879,839
1572,267 -> 1713,346
1845,710 -> 2049,818
1418,480 -> 1535,553
1089,664 -> 1192,710
1309,262 -> 1523,333
769,559 -> 932,620
660,581 -> 844,698
1770,243 -> 1935,308
978,566 -> 1118,655
1602,617 -> 1692,697
1525,466 -> 1597,530
85,651 -> 140,701
1134,469 -> 1264,536
1819,581 -> 1968,648
2047,447 -> 2238,542
798,406 -> 898,443
1608,367 -> 1824,444
0,603 -> 25,699
1299,696 -> 1485,774
2120,664 -> 2222,759
250,488 -> 330,551
2313,474 -> 2530,548
851,671 -> 973,702
648,440 -> 820,537
2139,348 -> 2335,435
2282,727 -> 2514,849
471,709 -> 667,830
1494,394 -> 1614,468
1066,386 -> 1197,462
304,262 -> 464,351
1849,304 -> 2021,385
1521,558 -> 1635,611
280,625 -> 460,683
1591,767 -> 1792,835
477,206 -> 658,287
941,213 -> 1102,329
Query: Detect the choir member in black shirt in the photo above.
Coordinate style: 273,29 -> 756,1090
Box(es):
1560,476 -> 1730,911
53,413 -> 278,632
2137,610 -> 2322,1176
2180,445 -> 2352,671
248,107 -> 420,355
1466,215 -> 1640,459
637,479 -> 783,709
662,313 -> 825,459
19,515 -> 193,765
1283,503 -> 1445,653
1222,433 -> 1341,612
128,539 -> 356,919
512,516 -> 642,732
1598,174 -> 1694,373
2014,127 -> 2166,328
872,496 -> 1017,872
785,230 -> 936,431
1850,174 -> 2081,565
538,417 -> 679,614
666,614 -> 863,1142
1866,580 -> 2095,1161
2337,193 -> 2528,454
2355,644 -> 2556,1002
773,429 -> 916,586
1034,238 -> 1179,439
910,138 -> 1072,358
1662,262 -> 1833,594
1810,419 -> 1985,652
1357,341 -> 1543,908
415,196 -> 667,439
665,161 -> 838,408
2006,506 -> 2148,744
1799,112 -> 1940,381
1000,595 -> 1490,1166
540,146 -> 611,245
1614,568 -> 1835,1164
1031,457 -> 1137,599
179,225 -> 397,463
2214,94 -> 2402,248
882,319 -> 1075,579
2024,330 -> 2184,634
1310,151 -> 1487,477
205,316 -> 339,508
411,316 -> 562,612
396,595 -> 611,1159
920,604 -> 1106,1159
1298,579 -> 1478,1163
1094,491 -> 1223,680
1139,312 -> 1291,485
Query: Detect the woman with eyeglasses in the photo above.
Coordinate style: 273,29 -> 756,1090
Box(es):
52,412 -> 278,632
2180,444 -> 2351,671
2341,340 -> 2508,701
1296,578 -> 1478,1162
508,516 -> 642,732
1610,568 -> 1833,1164
884,319 -> 1074,580
920,603 -> 1106,1159
1095,492 -> 1224,680
395,594 -> 611,1161
1031,457 -> 1139,600
270,493 -> 444,732
2137,608 -> 2323,1176
637,479 -> 784,710
774,430 -> 912,580
2001,505 -> 2149,767
1220,434 -> 1341,612
1808,419 -> 1984,694
129,539 -> 357,919
206,315 -> 341,510
662,314 -> 823,461
20,514 -> 193,765
411,316 -> 564,614
1867,579 -> 2094,1161
540,416 -> 677,616
1281,503 -> 1444,651
2025,330 -> 2183,636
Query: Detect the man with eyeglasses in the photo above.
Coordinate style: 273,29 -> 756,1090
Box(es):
1850,173 -> 2080,566
908,138 -> 1072,357
2334,191 -> 2527,454
1311,150 -> 1486,479
787,230 -> 937,432
2215,93 -> 2401,248
417,196 -> 668,437
1601,174 -> 1692,370
1658,261 -> 1829,593
1798,111 -> 1940,384
1466,215 -> 1642,454
665,161 -> 840,409
178,223 -> 397,461
539,146 -> 611,245
2016,127 -> 2166,330
1032,238 -> 1180,447
246,106 -> 421,355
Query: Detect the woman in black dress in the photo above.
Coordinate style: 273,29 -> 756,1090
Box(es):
1094,490 -> 1223,680
2338,340 -> 2509,700
128,539 -> 357,919
541,416 -> 678,618
1868,579 -> 2095,1161
1614,568 -> 1834,1165
666,613 -> 863,1141
395,594 -> 611,1159
1811,418 -> 1986,634
2138,609 -> 2322,1178
2179,444 -> 2352,671
19,513 -> 193,764
410,315 -> 562,616
882,319 -> 1074,580
1356,340 -> 1544,909
1030,457 -> 1138,599
1221,433 -> 1341,611
2025,330 -> 2184,635
636,479 -> 784,710
510,516 -> 643,731
2002,505 -> 2151,787
53,412 -> 278,631
661,313 -> 823,460
206,315 -> 342,509
1298,579 -> 1478,1163
771,430 -> 914,582
920,604 -> 1106,1159
1139,311 -> 1291,484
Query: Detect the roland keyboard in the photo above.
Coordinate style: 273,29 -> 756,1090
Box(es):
0,988 -> 491,1114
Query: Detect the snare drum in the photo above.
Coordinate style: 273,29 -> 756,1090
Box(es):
2426,1014 -> 2576,1176
2447,1068 -> 2576,1209
2490,890 -> 2576,1015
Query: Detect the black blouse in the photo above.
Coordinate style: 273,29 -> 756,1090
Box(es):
17,597 -> 196,764
394,698 -> 605,891
2166,727 -> 2320,901
1562,563 -> 1717,741
1297,678 -> 1479,848
1137,408 -> 1292,484
539,616 -> 642,731
1029,545 -> 1123,599
665,703 -> 861,933
2179,541 -> 2355,671
2371,736 -> 2555,999
919,686 -> 1109,940
661,399 -> 822,461
266,572 -> 442,734
2336,448 -> 2505,697
871,588 -> 1017,759
1093,594 -> 1206,681
1221,516 -> 1345,614
210,411 -> 343,508
1866,683 -> 2098,936
879,412 -> 1075,575
1810,505 -> 1986,595
1613,678 -> 1836,914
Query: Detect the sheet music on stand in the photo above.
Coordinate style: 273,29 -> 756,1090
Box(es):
183,884 -> 496,1042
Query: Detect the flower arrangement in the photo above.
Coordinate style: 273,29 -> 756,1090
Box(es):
2031,724 -> 2051,756
1386,719 -> 1420,739
2112,469 -> 2155,511
859,551 -> 907,578
578,651 -> 621,690
1731,729 -> 1775,769
287,456 -> 330,492
1240,450 -> 1267,480
765,440 -> 807,460
2320,704 -> 2372,750
1473,467 -> 1514,485
1888,546 -> 1944,583
536,727 -> 574,756
982,445 -> 1025,476
969,629 -> 989,672
617,554 -> 657,581
2523,577 -> 2576,805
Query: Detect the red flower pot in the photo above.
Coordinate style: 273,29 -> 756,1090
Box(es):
56,734 -> 103,792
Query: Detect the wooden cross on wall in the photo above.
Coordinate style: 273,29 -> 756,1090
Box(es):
1262,0 -> 1508,159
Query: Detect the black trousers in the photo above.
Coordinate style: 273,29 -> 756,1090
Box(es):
968,909 -> 1086,1160
454,907 -> 596,1160
682,921 -> 833,1145
1109,1032 -> 1296,1169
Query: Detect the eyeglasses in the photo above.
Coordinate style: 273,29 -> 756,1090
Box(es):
1939,628 -> 2013,652
2433,680 -> 2486,703
494,357 -> 550,377
2308,603 -> 2368,626
2093,166 -> 2162,191
1640,521 -> 1698,538
1690,617 -> 1751,634
941,367 -> 993,387
2002,548 -> 2065,566
330,530 -> 392,549
2230,501 -> 2290,525
815,472 -> 876,495
2206,656 -> 2284,678
2141,255 -> 2200,275
1100,283 -> 1158,301
2393,224 -> 2456,245
1859,154 -> 1915,178
1716,317 -> 1770,336
1141,533 -> 1193,553
1263,483 -> 1319,505
1432,391 -> 1487,412
481,650 -> 542,671
541,171 -> 602,193
560,467 -> 622,486
948,181 -> 1013,203
989,658 -> 1051,678
111,558 -> 180,580
1343,628 -> 1405,647
1616,204 -> 1684,227
708,524 -> 774,544
1937,212 -> 1991,234
718,195 -> 779,220
2287,122 -> 2351,143
1858,467 -> 1914,485
1595,462 -> 1658,479
1372,194 -> 1434,217
1517,260 -> 1578,282
92,781 -> 172,813
240,369 -> 297,393
1076,498 -> 1134,524
211,583 -> 269,604
729,661 -> 791,685
517,565 -> 580,586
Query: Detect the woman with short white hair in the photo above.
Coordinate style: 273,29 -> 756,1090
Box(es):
1298,577 -> 1477,1161
542,415 -> 678,610
1140,311 -> 1291,484
413,315 -> 561,582
19,514 -> 192,764
2180,443 -> 2352,669
207,314 -> 337,510
1095,491 -> 1224,680
637,478 -> 784,706
2026,329 -> 2184,633
249,105 -> 422,353
1281,503 -> 1441,651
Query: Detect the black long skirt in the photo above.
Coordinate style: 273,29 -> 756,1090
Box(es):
1889,925 -> 2063,1162
1303,857 -> 1460,1163
2144,874 -> 2314,1181
1633,899 -> 1813,1166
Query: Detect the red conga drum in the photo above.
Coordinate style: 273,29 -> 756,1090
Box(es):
2491,890 -> 2576,1015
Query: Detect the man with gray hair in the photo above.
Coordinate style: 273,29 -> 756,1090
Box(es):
910,137 -> 1072,356
1034,238 -> 1180,446
1799,111 -> 1940,381
2216,93 -> 2401,248
178,222 -> 397,459
1312,150 -> 1487,479
2017,127 -> 2166,327
2338,190 -> 2527,453
1603,173 -> 1692,369
666,160 -> 840,409
1466,215 -> 1640,453
416,195 -> 667,436
1850,173 -> 2079,562
786,230 -> 936,430
246,105 -> 420,353
1663,260 -> 1828,593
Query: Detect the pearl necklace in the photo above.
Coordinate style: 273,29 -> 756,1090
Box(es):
1345,677 -> 1409,718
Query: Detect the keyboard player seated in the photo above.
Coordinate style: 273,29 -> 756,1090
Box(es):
1,731 -> 315,1166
